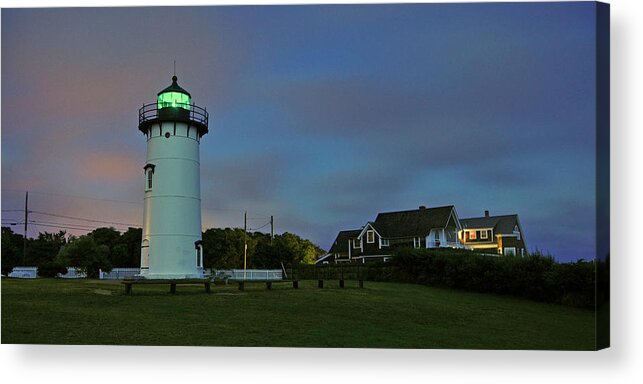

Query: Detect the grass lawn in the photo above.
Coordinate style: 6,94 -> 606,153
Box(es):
1,278 -> 596,349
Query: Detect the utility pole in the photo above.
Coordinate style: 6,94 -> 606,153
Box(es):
23,191 -> 28,265
243,211 -> 247,280
270,215 -> 274,245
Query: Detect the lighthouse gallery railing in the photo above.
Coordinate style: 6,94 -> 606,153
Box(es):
138,102 -> 209,128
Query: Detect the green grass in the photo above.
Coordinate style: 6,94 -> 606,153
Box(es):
1,278 -> 596,349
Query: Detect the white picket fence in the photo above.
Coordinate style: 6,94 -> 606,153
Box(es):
99,268 -> 141,280
5,267 -> 282,281
213,269 -> 282,281
58,267 -> 87,279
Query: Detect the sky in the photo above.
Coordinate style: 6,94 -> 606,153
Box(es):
1,2 -> 603,262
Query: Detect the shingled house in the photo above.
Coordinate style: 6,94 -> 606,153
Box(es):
459,211 -> 527,256
319,229 -> 362,264
317,205 -> 465,264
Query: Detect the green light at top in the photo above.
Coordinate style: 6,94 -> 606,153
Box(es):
157,91 -> 191,110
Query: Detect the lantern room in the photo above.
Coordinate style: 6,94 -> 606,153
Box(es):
157,75 -> 191,110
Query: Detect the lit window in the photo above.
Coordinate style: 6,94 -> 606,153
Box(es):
469,230 -> 477,240
157,91 -> 191,110
367,230 -> 375,243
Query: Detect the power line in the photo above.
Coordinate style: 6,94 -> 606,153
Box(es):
3,188 -> 270,216
203,206 -> 246,213
28,222 -> 109,232
1,188 -> 141,205
28,219 -> 130,231
248,222 -> 271,231
29,210 -> 141,227
1,221 -> 22,226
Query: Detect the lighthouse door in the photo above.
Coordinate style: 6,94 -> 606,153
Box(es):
141,239 -> 149,269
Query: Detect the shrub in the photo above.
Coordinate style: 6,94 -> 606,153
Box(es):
38,261 -> 68,278
384,248 -> 596,308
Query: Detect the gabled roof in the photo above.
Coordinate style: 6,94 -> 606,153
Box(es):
328,229 -> 361,254
460,214 -> 519,235
315,253 -> 333,264
372,205 -> 456,238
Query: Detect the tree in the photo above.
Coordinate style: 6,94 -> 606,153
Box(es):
111,243 -> 129,267
117,227 -> 142,267
91,227 -> 121,249
38,261 -> 68,278
56,235 -> 112,278
202,228 -> 246,269
26,231 -> 67,268
1,227 -> 23,275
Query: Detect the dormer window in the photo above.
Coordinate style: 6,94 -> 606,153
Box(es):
366,230 -> 375,243
480,230 -> 488,240
514,225 -> 521,240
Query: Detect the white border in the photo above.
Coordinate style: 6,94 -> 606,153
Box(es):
2,0 -> 642,383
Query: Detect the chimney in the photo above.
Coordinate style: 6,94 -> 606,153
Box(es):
419,205 -> 426,210
485,210 -> 490,217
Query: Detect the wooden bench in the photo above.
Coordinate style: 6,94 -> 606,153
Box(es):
122,278 -> 211,295
232,279 -> 299,291
318,279 -> 364,289
232,279 -> 363,290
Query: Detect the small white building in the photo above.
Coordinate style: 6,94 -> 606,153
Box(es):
8,267 -> 38,278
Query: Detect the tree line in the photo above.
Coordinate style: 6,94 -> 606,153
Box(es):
1,226 -> 325,278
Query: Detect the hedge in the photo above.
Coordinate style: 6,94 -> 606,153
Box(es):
302,248 -> 603,308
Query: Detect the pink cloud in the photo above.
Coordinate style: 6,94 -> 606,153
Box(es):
75,151 -> 140,184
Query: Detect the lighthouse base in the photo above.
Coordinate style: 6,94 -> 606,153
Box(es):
138,267 -> 203,280
139,272 -> 203,280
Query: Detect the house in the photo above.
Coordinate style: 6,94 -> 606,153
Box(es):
318,205 -> 465,264
459,210 -> 527,256
316,229 -> 362,264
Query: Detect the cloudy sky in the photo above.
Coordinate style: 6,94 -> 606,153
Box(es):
2,3 -> 602,262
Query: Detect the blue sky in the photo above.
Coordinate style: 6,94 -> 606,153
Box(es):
1,3 -> 602,262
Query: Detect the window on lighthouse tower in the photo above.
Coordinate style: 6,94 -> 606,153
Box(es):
144,164 -> 155,191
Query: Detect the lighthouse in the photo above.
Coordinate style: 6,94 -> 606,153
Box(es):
137,75 -> 209,279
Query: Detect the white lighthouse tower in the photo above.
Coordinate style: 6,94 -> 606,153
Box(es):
138,75 -> 209,279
